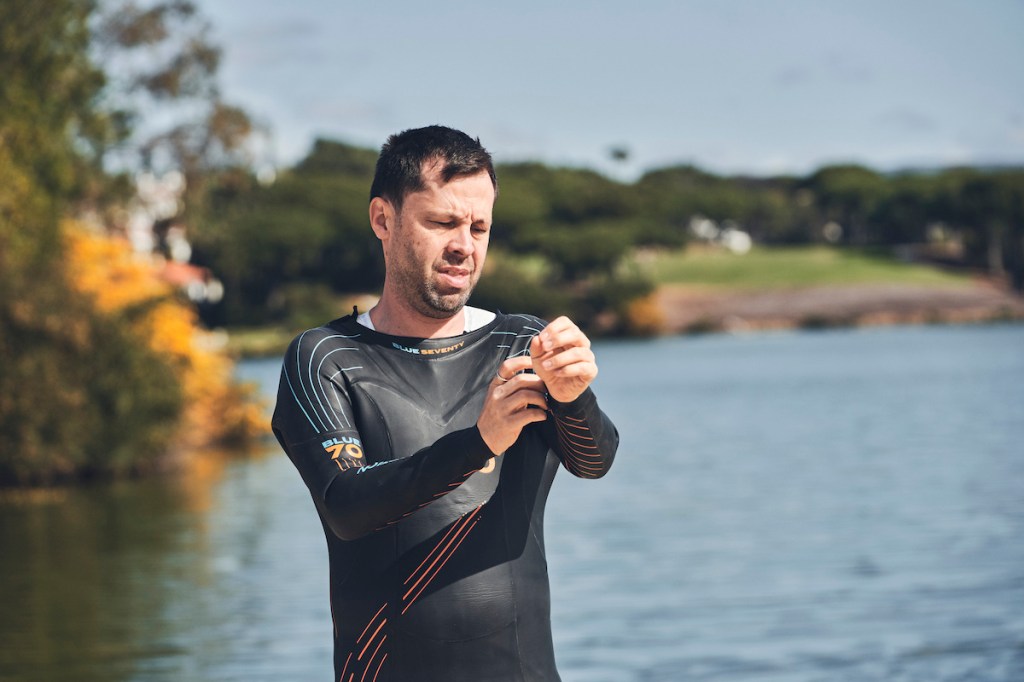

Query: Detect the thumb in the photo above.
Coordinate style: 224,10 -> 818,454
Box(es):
529,333 -> 544,358
496,355 -> 534,382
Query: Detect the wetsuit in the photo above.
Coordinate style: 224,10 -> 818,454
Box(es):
272,311 -> 618,682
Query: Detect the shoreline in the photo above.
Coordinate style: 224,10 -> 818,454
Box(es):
654,279 -> 1024,335
224,279 -> 1024,357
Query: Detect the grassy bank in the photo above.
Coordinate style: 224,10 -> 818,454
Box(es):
224,246 -> 999,356
645,246 -> 1023,334
645,245 -> 972,289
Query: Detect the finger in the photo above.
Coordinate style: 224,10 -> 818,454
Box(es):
544,316 -> 574,333
506,405 -> 549,429
505,372 -> 546,391
500,387 -> 549,412
546,329 -> 590,353
523,409 -> 550,426
493,373 -> 546,399
537,321 -> 590,354
548,360 -> 598,381
536,346 -> 595,373
494,355 -> 534,383
535,317 -> 573,351
529,333 -> 544,358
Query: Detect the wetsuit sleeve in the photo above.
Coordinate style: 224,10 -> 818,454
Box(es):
272,336 -> 494,541
542,386 -> 618,479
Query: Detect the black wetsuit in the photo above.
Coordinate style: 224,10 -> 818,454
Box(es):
272,312 -> 618,682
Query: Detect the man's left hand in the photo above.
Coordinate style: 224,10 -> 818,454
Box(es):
529,316 -> 598,404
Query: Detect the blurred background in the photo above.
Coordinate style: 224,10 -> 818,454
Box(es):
1,1 -> 1022,680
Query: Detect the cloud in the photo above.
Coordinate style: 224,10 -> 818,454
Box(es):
824,52 -> 873,83
774,52 -> 873,89
240,18 -> 321,42
775,66 -> 812,88
1008,113 -> 1024,144
875,108 -> 937,133
220,18 -> 331,67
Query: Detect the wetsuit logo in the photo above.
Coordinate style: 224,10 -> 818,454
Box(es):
391,341 -> 465,355
322,436 -> 363,462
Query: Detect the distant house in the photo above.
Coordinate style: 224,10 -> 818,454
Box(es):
158,260 -> 224,304
127,171 -> 225,306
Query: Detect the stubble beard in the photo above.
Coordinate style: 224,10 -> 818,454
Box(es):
417,274 -> 474,319
392,237 -> 478,320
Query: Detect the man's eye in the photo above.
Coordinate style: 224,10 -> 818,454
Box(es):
434,220 -> 454,227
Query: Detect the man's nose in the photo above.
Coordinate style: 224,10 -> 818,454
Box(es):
446,225 -> 475,256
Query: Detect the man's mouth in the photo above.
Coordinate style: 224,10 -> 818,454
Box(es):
436,266 -> 472,289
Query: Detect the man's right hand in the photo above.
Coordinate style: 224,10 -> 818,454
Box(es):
477,356 -> 549,455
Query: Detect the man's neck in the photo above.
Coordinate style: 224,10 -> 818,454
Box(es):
367,294 -> 465,339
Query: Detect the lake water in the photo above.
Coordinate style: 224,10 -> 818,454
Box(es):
1,324 -> 1023,681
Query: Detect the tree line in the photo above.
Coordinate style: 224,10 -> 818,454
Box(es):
2,0 -> 1021,484
191,140 -> 1024,334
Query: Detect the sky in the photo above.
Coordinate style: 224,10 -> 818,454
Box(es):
199,0 -> 1024,179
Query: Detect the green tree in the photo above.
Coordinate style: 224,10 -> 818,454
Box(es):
870,173 -> 937,245
194,139 -> 383,326
95,0 -> 259,225
0,0 -> 184,485
950,171 -> 1024,290
804,165 -> 889,244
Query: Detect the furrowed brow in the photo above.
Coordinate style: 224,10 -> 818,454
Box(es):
429,210 -> 468,222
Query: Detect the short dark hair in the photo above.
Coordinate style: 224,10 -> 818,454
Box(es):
369,125 -> 497,208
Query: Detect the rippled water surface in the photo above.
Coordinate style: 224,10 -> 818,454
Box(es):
2,324 -> 1022,681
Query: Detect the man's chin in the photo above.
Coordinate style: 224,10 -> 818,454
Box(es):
418,290 -> 471,319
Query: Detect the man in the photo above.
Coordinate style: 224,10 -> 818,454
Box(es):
272,125 -> 618,681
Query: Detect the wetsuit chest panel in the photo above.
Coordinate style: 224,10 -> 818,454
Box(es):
302,315 -> 580,680
351,378 -> 487,458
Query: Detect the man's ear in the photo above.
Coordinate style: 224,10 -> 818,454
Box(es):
369,197 -> 396,241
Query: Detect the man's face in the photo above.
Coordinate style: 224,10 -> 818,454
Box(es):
386,162 -> 495,319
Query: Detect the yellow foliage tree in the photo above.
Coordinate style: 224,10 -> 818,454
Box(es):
64,221 -> 266,452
